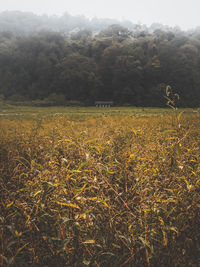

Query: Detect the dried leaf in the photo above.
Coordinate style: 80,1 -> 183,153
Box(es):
57,202 -> 81,209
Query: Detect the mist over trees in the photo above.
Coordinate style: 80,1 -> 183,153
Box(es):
0,11 -> 135,35
0,11 -> 200,106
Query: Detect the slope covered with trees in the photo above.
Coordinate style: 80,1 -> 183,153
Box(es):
0,11 -> 200,107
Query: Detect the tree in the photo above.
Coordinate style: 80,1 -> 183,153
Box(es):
56,53 -> 102,103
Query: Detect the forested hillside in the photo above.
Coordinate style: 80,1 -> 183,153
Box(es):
0,11 -> 200,106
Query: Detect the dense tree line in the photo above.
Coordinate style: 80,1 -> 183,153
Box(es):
0,12 -> 200,106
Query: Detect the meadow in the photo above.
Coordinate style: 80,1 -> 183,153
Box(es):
0,105 -> 200,266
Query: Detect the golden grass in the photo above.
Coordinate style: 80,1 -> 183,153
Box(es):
0,113 -> 200,266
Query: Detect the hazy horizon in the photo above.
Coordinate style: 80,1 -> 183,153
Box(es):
0,0 -> 200,30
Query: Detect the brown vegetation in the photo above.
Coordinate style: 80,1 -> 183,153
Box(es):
0,112 -> 200,266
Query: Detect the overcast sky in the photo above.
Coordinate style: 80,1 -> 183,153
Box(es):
0,0 -> 200,30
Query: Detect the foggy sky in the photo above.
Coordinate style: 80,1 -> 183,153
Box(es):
0,0 -> 200,30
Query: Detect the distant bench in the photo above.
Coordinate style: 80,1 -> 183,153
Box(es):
95,101 -> 114,107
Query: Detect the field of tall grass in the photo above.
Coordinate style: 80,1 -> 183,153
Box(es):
0,106 -> 200,266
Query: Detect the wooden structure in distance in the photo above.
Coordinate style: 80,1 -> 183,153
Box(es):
95,101 -> 114,107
